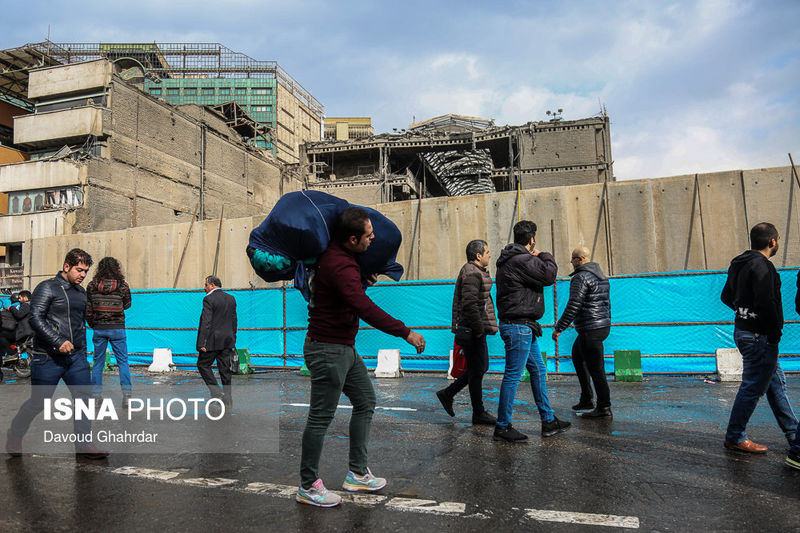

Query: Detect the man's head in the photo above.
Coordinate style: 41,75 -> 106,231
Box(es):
750,222 -> 779,257
18,290 -> 31,302
62,248 -> 93,285
570,246 -> 591,268
335,206 -> 374,253
204,275 -> 222,293
513,220 -> 537,248
466,239 -> 490,268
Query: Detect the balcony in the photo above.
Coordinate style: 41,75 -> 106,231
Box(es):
14,106 -> 107,148
0,159 -> 87,193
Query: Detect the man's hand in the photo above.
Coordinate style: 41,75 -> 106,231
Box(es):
59,340 -> 74,353
531,248 -> 541,257
199,347 -> 207,352
406,331 -> 426,354
365,273 -> 379,287
551,331 -> 560,341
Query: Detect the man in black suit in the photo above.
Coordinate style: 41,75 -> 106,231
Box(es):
196,275 -> 237,407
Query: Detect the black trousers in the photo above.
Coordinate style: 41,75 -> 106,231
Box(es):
197,348 -> 233,400
572,327 -> 611,408
444,335 -> 489,414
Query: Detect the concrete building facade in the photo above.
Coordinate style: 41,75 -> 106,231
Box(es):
0,59 -> 300,291
324,117 -> 374,141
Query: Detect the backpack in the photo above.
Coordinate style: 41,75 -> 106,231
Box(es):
1,306 -> 16,332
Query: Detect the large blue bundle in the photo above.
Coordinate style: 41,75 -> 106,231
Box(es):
248,191 -> 404,300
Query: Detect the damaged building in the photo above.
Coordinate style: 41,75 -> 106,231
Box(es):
0,54 -> 302,290
303,113 -> 614,205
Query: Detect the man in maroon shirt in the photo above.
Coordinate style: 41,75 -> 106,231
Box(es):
296,207 -> 426,507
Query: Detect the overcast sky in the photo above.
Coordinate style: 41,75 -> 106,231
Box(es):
3,0 -> 799,180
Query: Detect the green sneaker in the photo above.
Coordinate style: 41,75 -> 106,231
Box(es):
342,468 -> 387,492
296,479 -> 342,507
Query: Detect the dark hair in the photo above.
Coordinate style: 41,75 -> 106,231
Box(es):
513,221 -> 537,245
64,248 -> 93,268
93,257 -> 124,284
334,206 -> 371,243
750,222 -> 778,250
466,240 -> 488,262
206,275 -> 222,288
18,290 -> 32,299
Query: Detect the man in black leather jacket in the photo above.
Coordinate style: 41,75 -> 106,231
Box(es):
7,248 -> 108,459
553,246 -> 612,418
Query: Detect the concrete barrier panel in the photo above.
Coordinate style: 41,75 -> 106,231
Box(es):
716,347 -> 742,381
374,349 -> 402,378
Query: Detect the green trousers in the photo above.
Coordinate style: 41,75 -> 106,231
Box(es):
300,337 -> 376,488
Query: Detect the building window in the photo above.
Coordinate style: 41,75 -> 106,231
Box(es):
219,88 -> 231,96
253,88 -> 269,95
167,88 -> 180,95
149,88 -> 162,96
202,88 -> 215,95
235,88 -> 247,95
252,106 -> 267,112
184,88 -> 197,95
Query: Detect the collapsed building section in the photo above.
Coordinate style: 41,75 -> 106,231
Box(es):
303,113 -> 613,205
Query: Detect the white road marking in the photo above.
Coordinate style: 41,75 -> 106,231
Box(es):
112,466 -> 181,480
525,509 -> 640,529
287,402 -> 416,412
107,465 -> 638,525
386,498 -> 466,515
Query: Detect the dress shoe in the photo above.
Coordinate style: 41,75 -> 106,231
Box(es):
572,400 -> 594,411
76,444 -> 109,459
724,439 -> 767,454
580,407 -> 613,418
436,390 -> 455,417
6,433 -> 22,457
472,411 -> 497,425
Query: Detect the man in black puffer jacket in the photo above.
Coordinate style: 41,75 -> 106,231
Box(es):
553,246 -> 612,418
6,248 -> 108,459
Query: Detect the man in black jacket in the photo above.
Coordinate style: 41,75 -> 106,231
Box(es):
494,221 -> 570,442
553,246 -> 612,418
12,290 -> 33,342
196,275 -> 237,408
436,239 -> 498,425
721,222 -> 797,454
6,248 -> 107,459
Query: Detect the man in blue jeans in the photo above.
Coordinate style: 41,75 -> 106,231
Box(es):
493,221 -> 571,442
721,222 -> 797,454
6,248 -> 108,459
784,272 -> 800,469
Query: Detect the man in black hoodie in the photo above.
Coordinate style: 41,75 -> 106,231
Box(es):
493,221 -> 570,442
721,222 -> 797,454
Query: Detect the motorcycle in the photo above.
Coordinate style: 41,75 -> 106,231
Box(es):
2,336 -> 32,379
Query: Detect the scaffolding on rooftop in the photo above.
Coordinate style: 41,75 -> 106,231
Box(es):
53,42 -> 323,117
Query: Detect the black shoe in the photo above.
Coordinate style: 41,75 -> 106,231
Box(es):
493,424 -> 528,442
786,450 -> 800,471
572,400 -> 594,411
75,444 -> 109,460
472,411 -> 497,425
436,389 -> 455,417
541,416 -> 571,437
121,394 -> 131,408
580,407 -> 613,418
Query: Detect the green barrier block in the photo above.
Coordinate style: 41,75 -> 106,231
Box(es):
614,349 -> 642,382
235,348 -> 254,375
300,361 -> 311,376
104,348 -> 115,372
521,352 -> 547,382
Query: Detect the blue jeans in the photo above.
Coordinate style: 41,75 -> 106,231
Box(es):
497,324 -> 554,427
725,328 -> 798,444
92,328 -> 131,396
9,349 -> 92,443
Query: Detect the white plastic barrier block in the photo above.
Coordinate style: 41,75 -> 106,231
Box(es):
374,349 -> 402,378
148,348 -> 175,373
716,347 -> 742,382
447,350 -> 456,380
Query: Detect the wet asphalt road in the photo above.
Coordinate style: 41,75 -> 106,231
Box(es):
0,368 -> 797,532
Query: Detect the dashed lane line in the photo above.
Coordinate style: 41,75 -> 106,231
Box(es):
286,402 -> 417,412
525,509 -> 640,529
